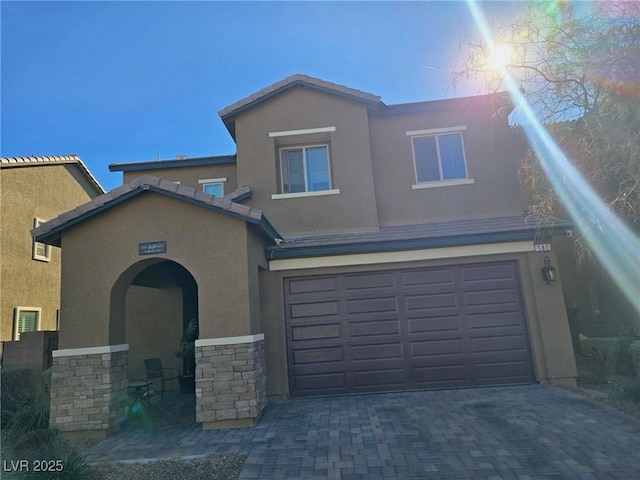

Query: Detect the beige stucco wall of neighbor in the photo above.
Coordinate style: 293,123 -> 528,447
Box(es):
122,163 -> 238,194
0,165 -> 99,342
233,86 -> 380,236
369,101 -> 524,225
260,250 -> 577,399
58,192 -> 257,350
125,285 -> 182,382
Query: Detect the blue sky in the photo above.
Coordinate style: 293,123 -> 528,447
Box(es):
1,1 -> 519,191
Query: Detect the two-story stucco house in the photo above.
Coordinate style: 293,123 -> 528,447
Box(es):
33,75 -> 577,437
1,155 -> 104,346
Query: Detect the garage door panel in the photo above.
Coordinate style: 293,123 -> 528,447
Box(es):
292,346 -> 344,365
467,311 -> 523,329
410,338 -> 464,356
402,268 -> 454,286
291,323 -> 341,341
461,263 -> 515,282
471,334 -> 526,353
349,319 -> 400,337
413,365 -> 468,384
289,301 -> 339,319
285,261 -> 534,397
346,297 -> 398,315
474,361 -> 533,382
288,276 -> 338,295
405,293 -> 458,311
408,315 -> 461,333
294,372 -> 347,391
353,369 -> 407,387
344,272 -> 396,290
464,289 -> 518,306
351,343 -> 403,361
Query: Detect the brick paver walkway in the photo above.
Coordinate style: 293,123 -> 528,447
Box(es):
86,385 -> 640,479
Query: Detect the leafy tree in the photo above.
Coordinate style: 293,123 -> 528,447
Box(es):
453,1 -> 640,267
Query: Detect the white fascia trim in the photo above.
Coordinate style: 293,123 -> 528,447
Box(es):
196,334 -> 265,347
269,126 -> 336,138
198,177 -> 228,184
52,344 -> 129,358
406,125 -> 467,136
272,189 -> 340,200
412,179 -> 475,189
269,241 -> 534,271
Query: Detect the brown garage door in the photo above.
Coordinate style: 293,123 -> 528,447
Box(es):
285,261 -> 534,397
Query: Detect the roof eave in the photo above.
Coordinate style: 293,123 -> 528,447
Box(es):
266,225 -> 570,261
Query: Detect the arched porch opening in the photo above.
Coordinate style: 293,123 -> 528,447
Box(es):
110,258 -> 198,395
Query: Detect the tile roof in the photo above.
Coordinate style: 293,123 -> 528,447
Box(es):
267,215 -> 572,259
0,154 -> 104,194
223,185 -> 252,202
218,74 -> 382,121
32,175 -> 281,247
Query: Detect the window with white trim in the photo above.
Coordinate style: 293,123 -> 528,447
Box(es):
411,129 -> 469,184
279,145 -> 331,194
13,307 -> 41,340
199,177 -> 226,198
33,218 -> 50,261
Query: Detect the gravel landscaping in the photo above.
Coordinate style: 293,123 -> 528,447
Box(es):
90,453 -> 247,480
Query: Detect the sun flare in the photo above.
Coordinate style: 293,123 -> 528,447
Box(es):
486,45 -> 512,71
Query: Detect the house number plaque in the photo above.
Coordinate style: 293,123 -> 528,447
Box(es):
138,241 -> 167,255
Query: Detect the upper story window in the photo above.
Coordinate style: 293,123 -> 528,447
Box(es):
280,145 -> 331,194
408,126 -> 474,189
33,218 -> 50,262
199,178 -> 226,198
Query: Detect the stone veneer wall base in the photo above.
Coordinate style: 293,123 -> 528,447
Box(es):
195,336 -> 266,428
49,346 -> 129,437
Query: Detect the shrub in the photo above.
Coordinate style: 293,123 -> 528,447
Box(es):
629,340 -> 640,377
584,336 -> 635,380
1,368 -> 36,427
620,376 -> 640,402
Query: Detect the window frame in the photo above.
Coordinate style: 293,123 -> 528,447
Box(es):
278,144 -> 333,195
13,307 -> 41,340
199,177 -> 227,198
32,218 -> 51,262
408,126 -> 473,188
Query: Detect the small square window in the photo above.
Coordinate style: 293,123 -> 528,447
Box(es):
33,218 -> 50,262
13,307 -> 41,340
280,145 -> 331,194
203,183 -> 224,197
412,132 -> 468,183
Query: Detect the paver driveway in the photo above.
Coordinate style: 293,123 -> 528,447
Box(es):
87,385 -> 640,479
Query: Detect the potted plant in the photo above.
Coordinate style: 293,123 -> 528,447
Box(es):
176,318 -> 198,394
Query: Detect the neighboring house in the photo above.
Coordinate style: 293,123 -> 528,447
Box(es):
33,75 -> 577,437
1,155 -> 104,345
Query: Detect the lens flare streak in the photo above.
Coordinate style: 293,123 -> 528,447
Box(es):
466,0 -> 640,314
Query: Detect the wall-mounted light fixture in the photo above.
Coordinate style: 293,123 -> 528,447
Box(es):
541,256 -> 556,284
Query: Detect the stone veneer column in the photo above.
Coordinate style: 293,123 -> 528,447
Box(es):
195,334 -> 266,429
49,344 -> 129,438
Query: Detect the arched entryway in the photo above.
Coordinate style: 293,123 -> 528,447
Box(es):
110,258 -> 198,396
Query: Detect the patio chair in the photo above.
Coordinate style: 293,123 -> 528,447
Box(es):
143,358 -> 181,400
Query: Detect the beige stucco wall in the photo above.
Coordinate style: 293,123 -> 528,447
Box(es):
125,285 -> 182,383
233,86 -> 380,236
260,250 -> 577,399
58,192 -> 258,350
369,101 -> 524,226
122,163 -> 238,194
1,164 -> 100,342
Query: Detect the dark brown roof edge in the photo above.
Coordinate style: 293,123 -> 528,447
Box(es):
32,175 -> 281,247
0,154 -> 104,195
219,74 -> 381,121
